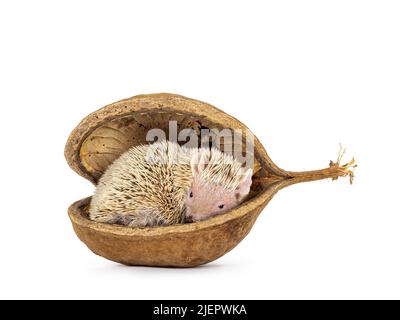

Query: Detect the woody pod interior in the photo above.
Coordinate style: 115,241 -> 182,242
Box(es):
65,93 -> 355,267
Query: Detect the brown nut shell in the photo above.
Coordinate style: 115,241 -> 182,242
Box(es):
65,93 -> 355,267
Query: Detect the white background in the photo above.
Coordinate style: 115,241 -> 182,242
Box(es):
0,1 -> 399,300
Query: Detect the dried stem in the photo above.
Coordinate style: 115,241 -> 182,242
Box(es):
284,145 -> 357,185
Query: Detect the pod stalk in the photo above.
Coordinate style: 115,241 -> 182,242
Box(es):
284,145 -> 357,185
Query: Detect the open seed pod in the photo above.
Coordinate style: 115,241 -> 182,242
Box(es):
65,93 -> 355,267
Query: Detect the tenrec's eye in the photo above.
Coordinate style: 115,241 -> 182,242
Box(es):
190,191 -> 193,198
218,204 -> 224,209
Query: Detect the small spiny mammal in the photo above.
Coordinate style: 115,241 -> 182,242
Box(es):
89,140 -> 253,228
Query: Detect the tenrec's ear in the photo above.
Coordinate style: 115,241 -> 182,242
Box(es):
236,168 -> 253,201
191,151 -> 207,177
